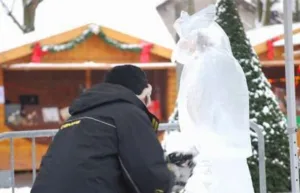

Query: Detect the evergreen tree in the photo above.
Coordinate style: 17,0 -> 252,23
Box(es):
215,0 -> 289,192
168,1 -> 290,192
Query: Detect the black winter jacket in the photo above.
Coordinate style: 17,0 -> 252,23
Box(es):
31,83 -> 174,193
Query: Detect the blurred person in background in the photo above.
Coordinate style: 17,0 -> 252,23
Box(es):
31,65 -> 174,193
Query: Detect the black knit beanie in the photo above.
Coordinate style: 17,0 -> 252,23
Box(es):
104,65 -> 148,95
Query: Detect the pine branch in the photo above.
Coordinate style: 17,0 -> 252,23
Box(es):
0,0 -> 26,33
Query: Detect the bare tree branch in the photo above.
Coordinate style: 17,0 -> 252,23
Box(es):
23,0 -> 42,33
257,0 -> 276,26
0,0 -> 26,33
296,0 -> 300,21
187,0 -> 195,15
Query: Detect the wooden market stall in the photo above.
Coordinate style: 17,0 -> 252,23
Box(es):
4,21 -> 300,171
247,23 -> 300,153
0,24 -> 177,170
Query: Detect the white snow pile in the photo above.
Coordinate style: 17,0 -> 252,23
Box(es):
0,187 -> 31,193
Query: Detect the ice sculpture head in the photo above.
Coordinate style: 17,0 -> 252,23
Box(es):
171,4 -> 232,65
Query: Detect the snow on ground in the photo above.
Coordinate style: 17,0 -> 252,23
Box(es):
0,187 -> 31,193
0,173 -> 32,193
0,0 -> 175,53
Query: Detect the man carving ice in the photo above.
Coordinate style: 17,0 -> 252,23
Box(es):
31,65 -> 174,193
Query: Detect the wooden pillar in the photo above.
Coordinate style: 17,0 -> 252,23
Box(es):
0,68 -> 5,124
85,70 -> 91,89
166,68 -> 177,117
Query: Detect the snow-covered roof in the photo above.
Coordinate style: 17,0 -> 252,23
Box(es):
5,62 -> 176,70
273,33 -> 300,47
246,23 -> 300,47
271,0 -> 295,13
0,0 -> 175,53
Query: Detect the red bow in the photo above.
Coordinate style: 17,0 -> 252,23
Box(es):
266,37 -> 280,60
31,42 -> 47,63
140,42 -> 153,63
148,100 -> 161,119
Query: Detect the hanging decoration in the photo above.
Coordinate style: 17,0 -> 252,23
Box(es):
31,42 -> 47,63
140,42 -> 153,63
36,24 -> 145,53
295,66 -> 300,86
148,100 -> 161,120
297,66 -> 300,74
266,36 -> 280,60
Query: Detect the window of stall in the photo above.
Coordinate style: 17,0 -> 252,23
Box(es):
4,70 -> 85,136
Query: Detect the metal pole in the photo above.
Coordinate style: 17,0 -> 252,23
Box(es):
250,122 -> 267,193
283,0 -> 300,192
32,137 -> 37,183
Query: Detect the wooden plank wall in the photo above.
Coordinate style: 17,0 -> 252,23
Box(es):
4,70 -> 85,107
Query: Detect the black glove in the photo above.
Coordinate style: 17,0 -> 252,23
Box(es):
166,152 -> 195,168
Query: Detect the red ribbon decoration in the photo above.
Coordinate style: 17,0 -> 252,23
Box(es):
266,37 -> 280,60
148,100 -> 161,120
31,42 -> 47,63
140,42 -> 153,63
296,66 -> 300,87
297,66 -> 300,74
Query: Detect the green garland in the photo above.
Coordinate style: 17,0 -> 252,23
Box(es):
40,24 -> 142,53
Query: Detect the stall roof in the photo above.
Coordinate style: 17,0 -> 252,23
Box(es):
0,0 -> 175,63
3,62 -> 176,71
273,33 -> 300,47
246,23 -> 300,54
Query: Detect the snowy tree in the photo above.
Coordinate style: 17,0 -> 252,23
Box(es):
215,0 -> 289,192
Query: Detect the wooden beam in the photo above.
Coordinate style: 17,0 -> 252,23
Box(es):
3,62 -> 176,71
0,68 -> 4,124
281,50 -> 300,57
166,68 -> 177,117
261,60 -> 300,67
85,70 -> 91,89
